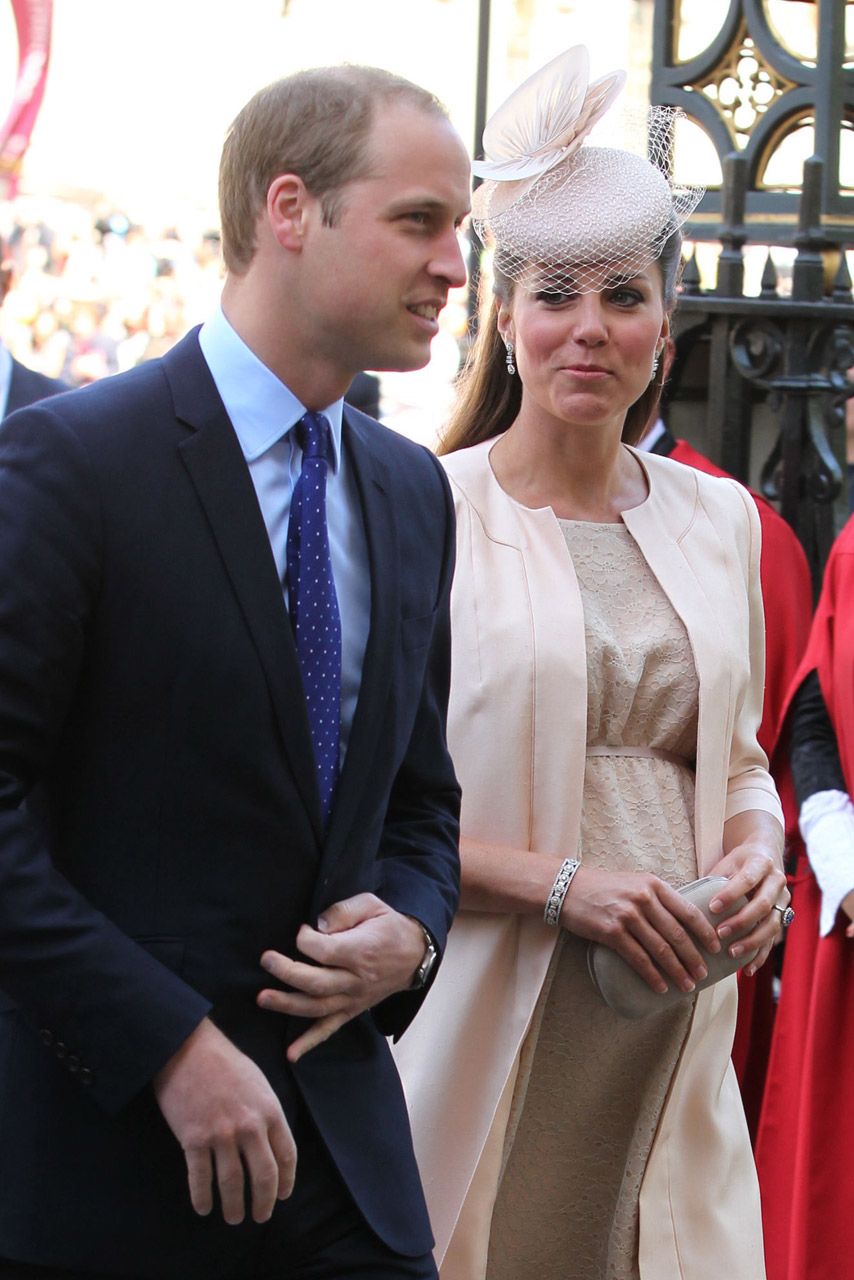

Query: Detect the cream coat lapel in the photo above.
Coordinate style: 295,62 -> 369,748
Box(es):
443,437 -> 589,860
622,448 -> 732,872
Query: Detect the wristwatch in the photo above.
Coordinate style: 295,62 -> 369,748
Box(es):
410,922 -> 439,990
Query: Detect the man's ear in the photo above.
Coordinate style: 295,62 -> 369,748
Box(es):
266,174 -> 312,253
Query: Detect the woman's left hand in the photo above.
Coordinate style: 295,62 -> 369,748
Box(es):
706,810 -> 789,977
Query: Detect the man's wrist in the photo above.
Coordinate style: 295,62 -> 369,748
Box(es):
408,919 -> 438,989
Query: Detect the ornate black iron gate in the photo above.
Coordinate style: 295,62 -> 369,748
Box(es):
652,0 -> 854,588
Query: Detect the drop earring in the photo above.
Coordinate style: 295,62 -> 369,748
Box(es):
650,347 -> 661,381
505,340 -> 516,377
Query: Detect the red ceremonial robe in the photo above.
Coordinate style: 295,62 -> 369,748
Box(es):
756,515 -> 854,1280
666,439 -> 812,1137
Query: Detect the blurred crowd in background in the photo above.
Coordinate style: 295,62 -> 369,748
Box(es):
0,199 -> 471,444
1,202 -> 224,388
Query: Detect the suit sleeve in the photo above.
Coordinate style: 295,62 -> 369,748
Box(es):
371,451 -> 461,1037
0,405 -> 210,1115
723,480 -> 785,826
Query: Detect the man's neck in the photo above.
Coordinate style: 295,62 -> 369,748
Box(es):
220,277 -> 352,409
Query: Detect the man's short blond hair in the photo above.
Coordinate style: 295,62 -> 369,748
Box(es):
219,65 -> 447,274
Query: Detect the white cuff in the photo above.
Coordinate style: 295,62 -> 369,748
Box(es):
799,790 -> 854,936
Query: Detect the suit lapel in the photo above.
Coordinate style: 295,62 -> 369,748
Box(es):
6,360 -> 33,417
5,362 -> 21,416
322,410 -> 399,863
164,332 -> 323,844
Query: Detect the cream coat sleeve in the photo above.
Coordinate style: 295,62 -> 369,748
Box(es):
719,477 -> 784,823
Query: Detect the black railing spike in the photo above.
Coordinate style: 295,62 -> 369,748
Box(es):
832,249 -> 853,301
721,152 -> 748,235
681,249 -> 702,295
716,152 -> 747,297
793,155 -> 827,302
760,251 -> 779,298
797,155 -> 824,239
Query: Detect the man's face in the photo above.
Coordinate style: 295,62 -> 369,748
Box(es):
300,101 -> 470,376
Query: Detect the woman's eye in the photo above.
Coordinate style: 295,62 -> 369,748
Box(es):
610,289 -> 642,306
535,289 -> 575,305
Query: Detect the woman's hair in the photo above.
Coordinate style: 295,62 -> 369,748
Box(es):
439,227 -> 684,456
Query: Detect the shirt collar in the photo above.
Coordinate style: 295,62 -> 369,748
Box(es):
0,342 -> 12,418
638,417 -> 666,454
198,306 -> 343,470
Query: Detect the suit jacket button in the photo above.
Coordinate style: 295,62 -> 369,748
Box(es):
39,1029 -> 53,1047
79,1067 -> 94,1086
55,1041 -> 67,1059
67,1055 -> 80,1074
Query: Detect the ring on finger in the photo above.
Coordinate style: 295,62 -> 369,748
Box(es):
772,904 -> 795,928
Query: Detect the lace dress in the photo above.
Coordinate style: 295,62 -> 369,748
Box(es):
486,521 -> 700,1280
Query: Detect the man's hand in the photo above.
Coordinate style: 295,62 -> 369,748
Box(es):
840,888 -> 854,938
257,893 -> 426,1063
152,1018 -> 296,1225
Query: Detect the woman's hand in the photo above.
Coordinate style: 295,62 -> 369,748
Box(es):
706,811 -> 788,976
560,866 -> 722,993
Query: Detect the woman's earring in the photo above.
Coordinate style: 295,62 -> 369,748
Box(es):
505,340 -> 516,377
650,348 -> 661,381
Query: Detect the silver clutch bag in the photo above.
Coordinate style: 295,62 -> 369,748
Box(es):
587,876 -> 758,1020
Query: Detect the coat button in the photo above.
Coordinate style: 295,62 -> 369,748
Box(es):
39,1029 -> 53,1047
67,1055 -> 80,1074
55,1041 -> 67,1060
79,1067 -> 94,1086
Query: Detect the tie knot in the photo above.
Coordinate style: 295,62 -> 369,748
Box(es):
296,412 -> 333,463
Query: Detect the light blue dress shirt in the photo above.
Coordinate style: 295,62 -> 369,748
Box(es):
199,307 -> 371,762
0,343 -> 12,419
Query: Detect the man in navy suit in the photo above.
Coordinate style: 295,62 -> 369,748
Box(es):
0,65 -> 468,1279
0,239 -> 67,416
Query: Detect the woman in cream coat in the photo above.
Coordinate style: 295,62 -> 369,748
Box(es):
393,48 -> 789,1280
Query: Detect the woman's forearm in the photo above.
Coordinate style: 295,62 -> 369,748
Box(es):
722,808 -> 785,864
459,835 -> 565,915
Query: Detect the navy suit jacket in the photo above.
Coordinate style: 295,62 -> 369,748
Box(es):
0,330 -> 460,1277
3,355 -> 68,416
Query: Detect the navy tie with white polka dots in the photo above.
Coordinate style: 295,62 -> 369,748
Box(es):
285,412 -> 341,824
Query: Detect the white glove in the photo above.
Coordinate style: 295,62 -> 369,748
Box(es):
799,790 -> 854,936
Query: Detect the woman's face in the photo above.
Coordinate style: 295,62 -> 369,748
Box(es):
497,263 -> 669,433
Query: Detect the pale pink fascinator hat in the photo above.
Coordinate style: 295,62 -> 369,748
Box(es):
471,46 -> 704,295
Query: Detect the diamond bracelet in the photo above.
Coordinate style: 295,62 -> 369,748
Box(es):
543,857 -> 581,927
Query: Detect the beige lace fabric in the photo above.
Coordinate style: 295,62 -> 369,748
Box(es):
486,522 -> 700,1280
